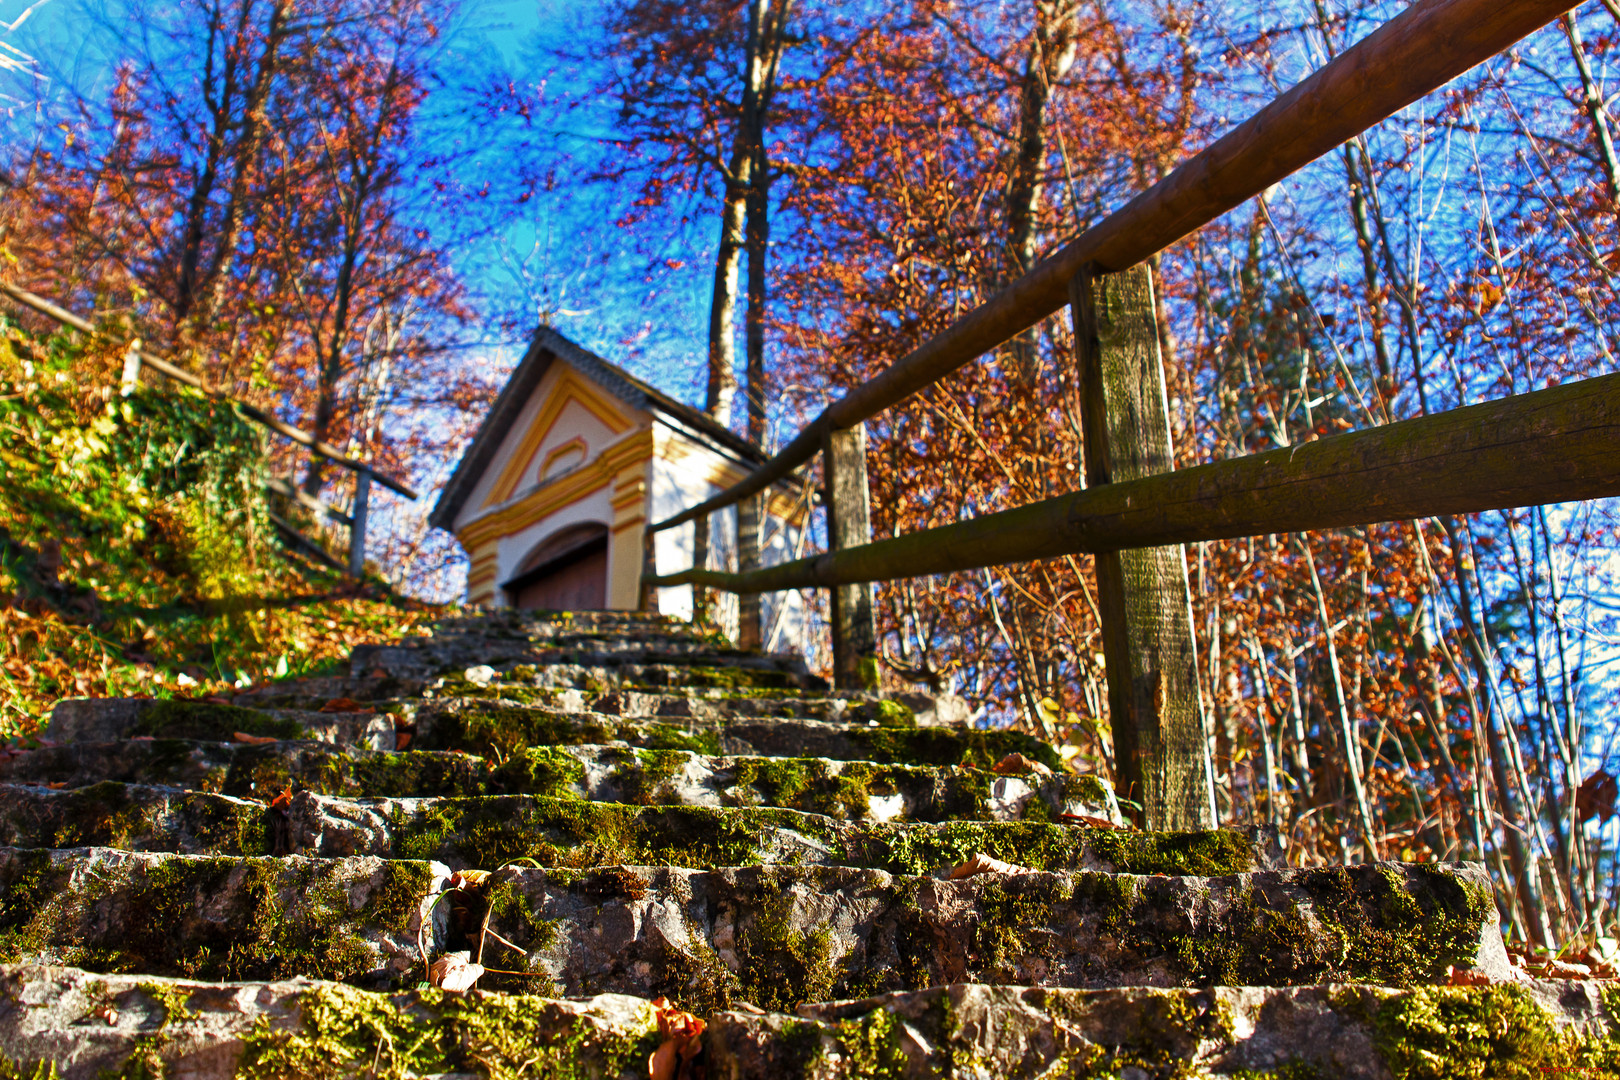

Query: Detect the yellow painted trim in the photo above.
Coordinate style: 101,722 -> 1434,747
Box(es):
458,429 -> 654,550
611,516 -> 645,534
537,436 -> 589,483
485,369 -> 634,507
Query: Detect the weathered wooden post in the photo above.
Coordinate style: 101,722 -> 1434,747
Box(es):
348,470 -> 371,579
119,341 -> 143,396
1070,263 -> 1216,831
736,494 -> 763,649
823,424 -> 877,690
692,512 -> 711,627
639,526 -> 659,612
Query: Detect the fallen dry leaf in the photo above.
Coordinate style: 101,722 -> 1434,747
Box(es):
948,852 -> 1031,879
428,950 -> 485,993
201,695 -> 233,706
319,697 -> 375,714
1545,959 -> 1594,980
649,996 -> 705,1080
232,732 -> 278,745
394,731 -> 414,750
1444,965 -> 1491,987
269,787 -> 294,811
446,869 -> 492,891
44,781 -> 68,790
1060,813 -> 1121,829
992,752 -> 1053,777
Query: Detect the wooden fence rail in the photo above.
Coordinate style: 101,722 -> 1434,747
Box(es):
0,280 -> 416,575
647,364 -> 1620,589
639,0 -> 1596,832
650,0 -> 1575,537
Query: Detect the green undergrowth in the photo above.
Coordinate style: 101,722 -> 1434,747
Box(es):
0,315 -> 441,741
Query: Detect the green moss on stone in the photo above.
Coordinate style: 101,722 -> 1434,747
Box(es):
1371,984 -> 1619,1079
1084,830 -> 1258,876
178,792 -> 271,855
1172,866 -> 1493,988
737,885 -> 840,1013
844,727 -> 1061,771
825,1007 -> 909,1078
132,701 -> 305,742
136,981 -> 196,1025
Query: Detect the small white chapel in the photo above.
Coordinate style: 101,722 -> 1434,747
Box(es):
430,327 -> 807,643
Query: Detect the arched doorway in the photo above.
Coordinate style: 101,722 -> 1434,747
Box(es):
502,522 -> 609,611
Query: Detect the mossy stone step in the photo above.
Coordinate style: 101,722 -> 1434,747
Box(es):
707,980 -> 1618,1079
0,848 -> 433,989
231,672 -> 426,710
412,699 -> 1058,769
425,660 -> 827,694
46,697 -> 397,748
439,861 -> 1510,1009
0,740 -> 1114,824
2,967 -> 1611,1080
0,964 -> 661,1080
0,851 -> 1510,1008
291,793 -> 1262,875
0,781 -> 1244,874
350,639 -> 816,685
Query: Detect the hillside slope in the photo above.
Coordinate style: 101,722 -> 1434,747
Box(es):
0,312 -> 438,740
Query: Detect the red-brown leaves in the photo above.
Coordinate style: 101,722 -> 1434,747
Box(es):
947,852 -> 1030,879
319,697 -> 375,714
992,752 -> 1053,777
1576,769 -> 1617,823
232,731 -> 278,745
428,950 -> 485,993
648,997 -> 705,1080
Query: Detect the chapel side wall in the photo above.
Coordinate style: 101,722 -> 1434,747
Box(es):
606,456 -> 653,610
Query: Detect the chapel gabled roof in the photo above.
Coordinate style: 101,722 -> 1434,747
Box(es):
429,325 -> 765,530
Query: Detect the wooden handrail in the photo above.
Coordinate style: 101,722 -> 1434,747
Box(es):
648,0 -> 1577,536
0,281 -> 418,501
264,476 -> 353,527
648,370 -> 1620,592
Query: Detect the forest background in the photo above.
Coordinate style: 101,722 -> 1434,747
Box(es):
3,0 -> 1620,953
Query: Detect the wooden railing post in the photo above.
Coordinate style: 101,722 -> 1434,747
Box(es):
692,512 -> 711,627
639,526 -> 659,612
119,341 -> 142,395
347,471 -> 371,578
823,423 -> 877,690
736,493 -> 763,649
1070,263 -> 1215,831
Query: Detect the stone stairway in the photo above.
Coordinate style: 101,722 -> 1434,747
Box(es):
0,609 -> 1612,1078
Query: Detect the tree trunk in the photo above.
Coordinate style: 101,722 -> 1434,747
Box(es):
705,0 -> 791,426
1004,0 -> 1079,385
